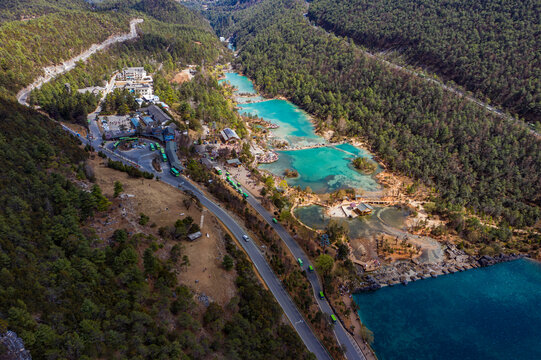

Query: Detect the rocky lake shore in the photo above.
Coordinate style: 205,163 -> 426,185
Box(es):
356,243 -> 529,291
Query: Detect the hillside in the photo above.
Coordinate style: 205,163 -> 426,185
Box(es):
307,0 -> 541,124
0,0 -> 315,358
210,0 -> 541,233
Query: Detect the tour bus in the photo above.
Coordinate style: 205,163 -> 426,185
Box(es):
112,141 -> 120,149
297,258 -> 303,267
330,314 -> 337,323
319,291 -> 324,299
170,167 -> 180,177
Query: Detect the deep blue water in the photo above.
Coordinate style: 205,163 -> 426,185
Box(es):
353,259 -> 541,360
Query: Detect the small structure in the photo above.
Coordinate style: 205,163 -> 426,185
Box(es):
141,116 -> 154,126
118,67 -> 147,81
220,128 -> 240,143
163,127 -> 175,141
123,82 -> 153,97
354,203 -> 374,216
143,104 -> 171,125
201,158 -> 214,169
187,231 -> 202,241
226,158 -> 242,167
130,117 -> 140,128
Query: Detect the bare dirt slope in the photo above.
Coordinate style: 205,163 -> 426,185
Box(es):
88,156 -> 236,305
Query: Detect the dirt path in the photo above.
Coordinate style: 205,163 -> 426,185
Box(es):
17,18 -> 143,106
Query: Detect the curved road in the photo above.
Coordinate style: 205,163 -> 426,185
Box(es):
75,121 -> 333,360
17,18 -> 143,106
245,193 -> 366,360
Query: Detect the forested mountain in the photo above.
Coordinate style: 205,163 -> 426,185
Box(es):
0,98 -> 313,359
0,0 -> 90,23
212,0 -> 541,229
307,0 -> 541,124
0,0 -> 314,358
0,11 -> 129,96
29,0 -> 223,123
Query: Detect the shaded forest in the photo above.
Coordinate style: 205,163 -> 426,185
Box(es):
308,0 -> 541,124
213,0 -> 541,228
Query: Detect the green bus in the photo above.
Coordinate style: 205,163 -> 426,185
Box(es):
319,291 -> 324,299
113,141 -> 120,149
242,192 -> 249,199
308,265 -> 314,272
170,167 -> 180,176
297,258 -> 303,267
272,218 -> 278,224
161,153 -> 167,162
330,314 -> 337,323
119,137 -> 137,142
150,143 -> 155,151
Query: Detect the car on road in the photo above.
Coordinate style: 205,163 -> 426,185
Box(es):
297,258 -> 303,266
242,235 -> 249,242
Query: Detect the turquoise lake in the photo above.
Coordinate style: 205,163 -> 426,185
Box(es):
239,99 -> 323,146
261,143 -> 381,193
220,72 -> 381,193
354,259 -> 541,360
219,72 -> 257,94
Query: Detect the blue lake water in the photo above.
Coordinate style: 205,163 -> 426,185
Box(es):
221,72 -> 380,193
353,259 -> 541,360
219,72 -> 258,94
261,143 -> 381,193
239,99 -> 323,146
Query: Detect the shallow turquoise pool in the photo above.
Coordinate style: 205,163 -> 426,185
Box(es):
238,99 -> 322,146
261,143 -> 381,193
219,72 -> 258,94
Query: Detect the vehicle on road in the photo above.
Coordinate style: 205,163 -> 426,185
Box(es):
308,265 -> 314,272
242,235 -> 249,242
150,143 -> 155,151
242,192 -> 249,199
319,291 -> 324,299
112,141 -> 120,149
330,314 -> 337,323
272,218 -> 278,223
170,167 -> 180,177
214,166 -> 222,175
297,258 -> 303,266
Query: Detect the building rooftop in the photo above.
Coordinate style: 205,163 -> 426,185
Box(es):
187,231 -> 202,241
220,127 -> 240,142
142,104 -> 171,125
356,203 -> 374,212
226,158 -> 242,166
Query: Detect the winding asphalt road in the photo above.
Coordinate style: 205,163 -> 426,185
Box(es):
75,119 -> 333,359
244,189 -> 366,359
